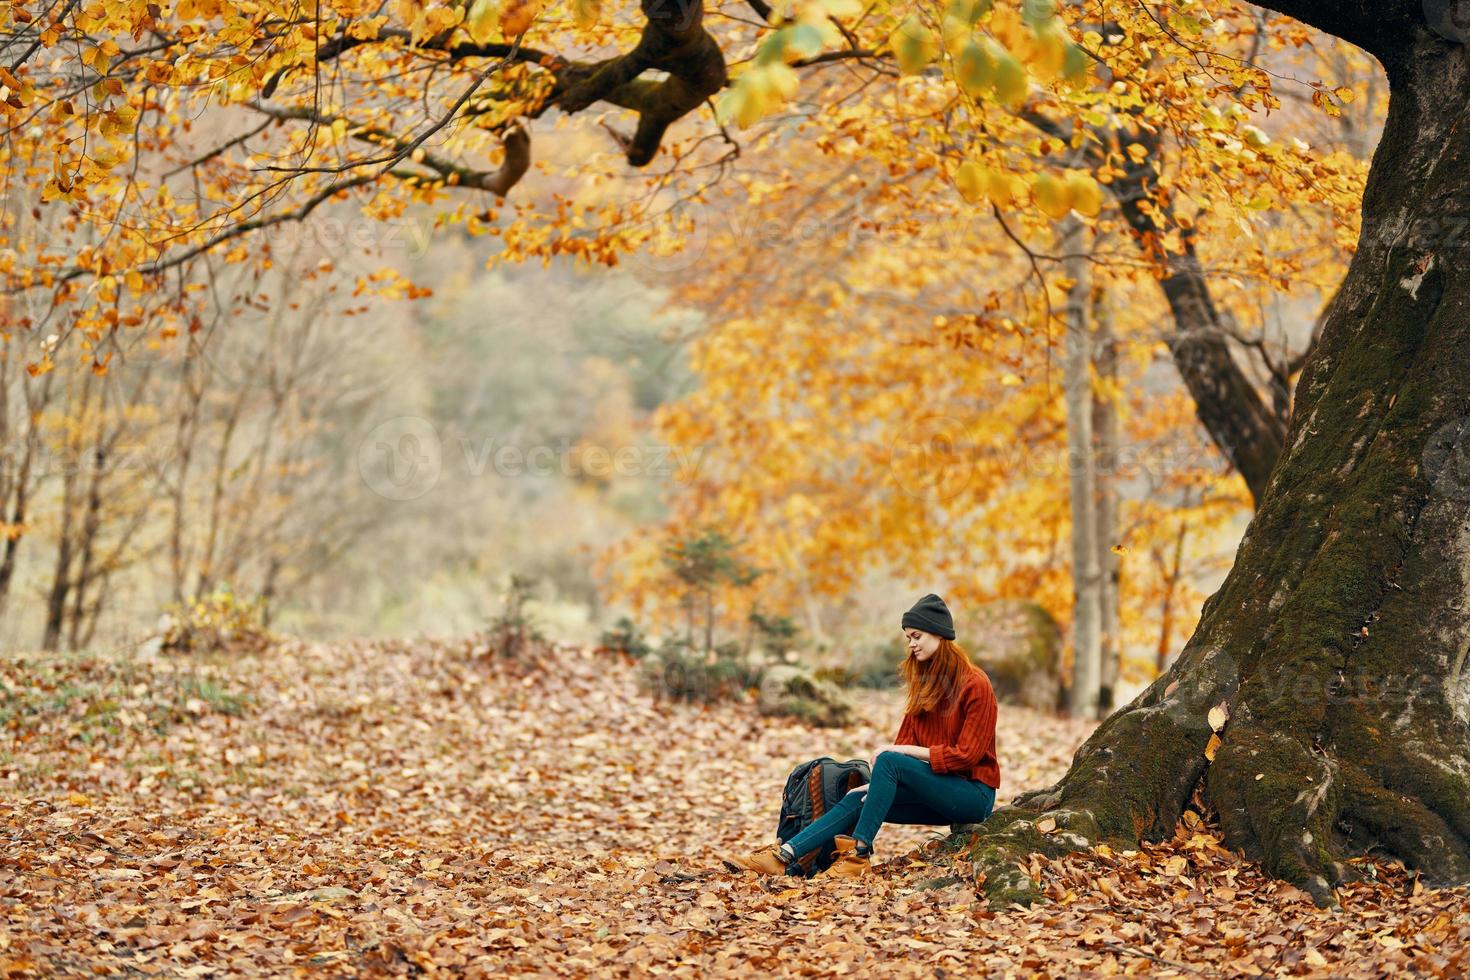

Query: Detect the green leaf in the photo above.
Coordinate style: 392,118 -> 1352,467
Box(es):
889,15 -> 939,76
1020,0 -> 1055,28
954,40 -> 994,99
1062,40 -> 1090,82
944,0 -> 992,26
786,23 -> 826,60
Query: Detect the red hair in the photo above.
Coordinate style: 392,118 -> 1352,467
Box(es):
900,637 -> 977,715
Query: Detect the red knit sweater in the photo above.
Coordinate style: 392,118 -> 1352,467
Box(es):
894,666 -> 1001,790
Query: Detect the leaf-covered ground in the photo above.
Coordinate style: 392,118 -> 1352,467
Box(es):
2,638 -> 1467,977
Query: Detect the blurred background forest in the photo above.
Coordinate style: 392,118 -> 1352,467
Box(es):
0,6 -> 1383,719
0,233 -> 702,648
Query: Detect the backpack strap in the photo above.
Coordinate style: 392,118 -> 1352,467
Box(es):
807,762 -> 827,823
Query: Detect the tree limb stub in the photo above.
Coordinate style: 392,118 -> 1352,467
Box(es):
284,2 -> 727,180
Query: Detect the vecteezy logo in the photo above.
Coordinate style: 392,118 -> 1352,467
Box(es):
626,198 -> 711,276
889,414 -> 975,501
357,416 -> 442,500
1422,415 -> 1470,503
1425,0 -> 1470,42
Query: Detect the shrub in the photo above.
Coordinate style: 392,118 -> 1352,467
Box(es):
0,649 -> 249,743
748,609 -> 800,656
661,529 -> 763,655
156,583 -> 273,657
597,616 -> 654,658
481,573 -> 547,659
638,636 -> 762,705
757,664 -> 855,727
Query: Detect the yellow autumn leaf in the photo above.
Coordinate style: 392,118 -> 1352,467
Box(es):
939,15 -> 970,56
954,160 -> 987,203
572,0 -> 600,31
39,177 -> 69,203
1204,732 -> 1221,761
1242,125 -> 1271,150
465,0 -> 498,42
500,0 -> 541,36
766,62 -> 800,100
1030,170 -> 1072,219
721,64 -> 798,128
987,169 -> 1027,207
1028,16 -> 1069,81
1064,170 -> 1104,216
719,82 -> 758,129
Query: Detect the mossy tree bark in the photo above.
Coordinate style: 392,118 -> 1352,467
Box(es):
959,6 -> 1470,909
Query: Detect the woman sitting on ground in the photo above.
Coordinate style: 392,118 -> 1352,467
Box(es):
721,593 -> 1001,879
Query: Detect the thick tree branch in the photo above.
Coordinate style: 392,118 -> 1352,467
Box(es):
546,0 -> 727,166
261,27 -> 565,98
1248,1 -> 1420,72
277,3 -> 728,170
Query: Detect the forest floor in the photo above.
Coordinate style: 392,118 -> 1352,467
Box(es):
1,636 -> 1467,977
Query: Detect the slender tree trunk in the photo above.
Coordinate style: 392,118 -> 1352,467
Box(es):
704,588 -> 714,656
260,555 -> 283,629
0,370 -> 52,621
42,373 -> 92,651
962,20 -> 1470,909
41,489 -> 75,650
1026,26 -> 1292,508
1092,282 -> 1123,712
0,415 -> 36,619
169,367 -> 204,604
1152,510 -> 1190,676
1108,137 -> 1286,505
799,576 -> 827,650
66,441 -> 107,652
1061,216 -> 1103,719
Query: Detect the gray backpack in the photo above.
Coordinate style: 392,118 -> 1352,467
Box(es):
775,757 -> 871,876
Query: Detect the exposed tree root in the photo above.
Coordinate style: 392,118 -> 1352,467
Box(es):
949,700 -> 1470,911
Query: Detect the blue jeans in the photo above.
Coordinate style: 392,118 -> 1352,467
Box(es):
783,751 -> 996,859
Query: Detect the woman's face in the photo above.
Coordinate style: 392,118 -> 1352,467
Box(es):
902,628 -> 941,662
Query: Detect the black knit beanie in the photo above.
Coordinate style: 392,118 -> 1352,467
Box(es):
901,593 -> 956,640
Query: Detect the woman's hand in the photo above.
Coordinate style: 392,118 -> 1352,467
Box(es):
868,744 -> 930,769
867,744 -> 908,769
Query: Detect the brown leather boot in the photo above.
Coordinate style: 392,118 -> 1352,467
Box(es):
719,843 -> 790,875
819,835 -> 872,878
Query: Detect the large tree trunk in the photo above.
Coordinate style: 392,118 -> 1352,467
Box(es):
961,19 -> 1470,909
